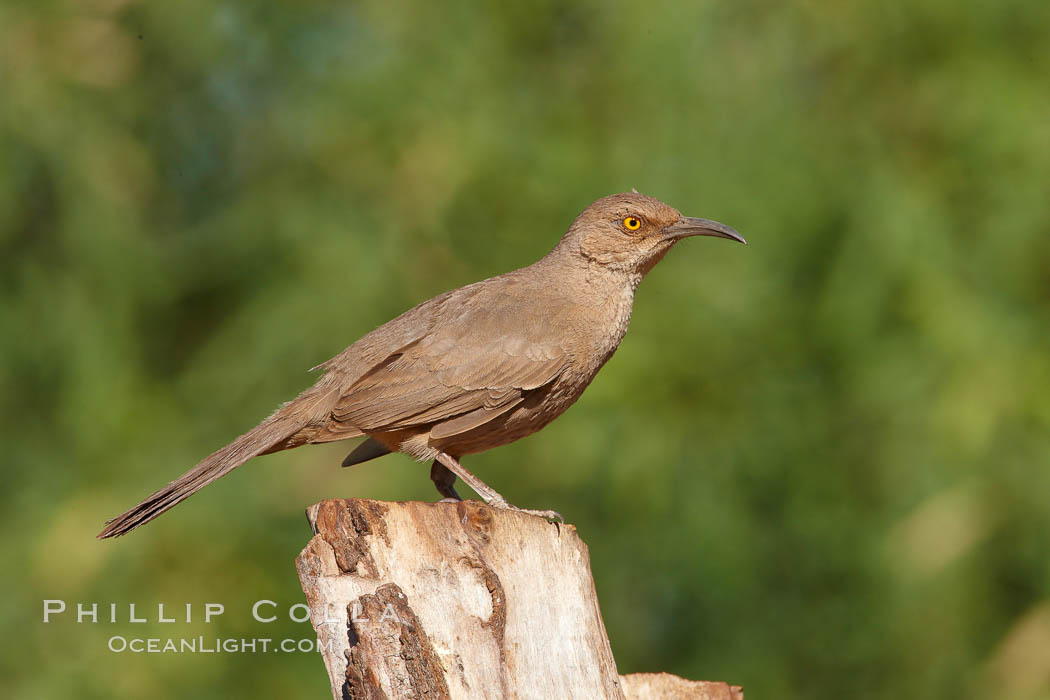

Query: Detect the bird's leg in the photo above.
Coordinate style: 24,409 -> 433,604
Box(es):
433,453 -> 506,505
434,452 -> 563,522
429,460 -> 462,502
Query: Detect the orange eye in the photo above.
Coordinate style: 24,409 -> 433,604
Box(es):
623,216 -> 641,230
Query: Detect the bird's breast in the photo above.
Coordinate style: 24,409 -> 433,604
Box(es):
576,275 -> 638,374
431,282 -> 637,457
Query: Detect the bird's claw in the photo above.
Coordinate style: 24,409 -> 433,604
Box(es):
507,506 -> 564,523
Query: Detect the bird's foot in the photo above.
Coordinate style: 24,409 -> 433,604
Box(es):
433,452 -> 564,522
476,493 -> 563,522
500,503 -> 564,522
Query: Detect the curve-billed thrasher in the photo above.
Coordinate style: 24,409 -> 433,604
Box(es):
98,192 -> 744,538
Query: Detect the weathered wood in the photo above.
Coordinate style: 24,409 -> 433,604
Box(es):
296,498 -> 741,699
619,673 -> 744,700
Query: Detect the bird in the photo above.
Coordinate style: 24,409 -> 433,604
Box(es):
97,192 -> 745,538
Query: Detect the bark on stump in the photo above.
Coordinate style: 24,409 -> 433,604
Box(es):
296,498 -> 742,699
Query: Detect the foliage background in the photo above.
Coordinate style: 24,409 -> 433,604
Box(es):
3,1 -> 1049,698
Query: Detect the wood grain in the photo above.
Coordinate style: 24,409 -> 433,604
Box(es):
296,499 -> 742,699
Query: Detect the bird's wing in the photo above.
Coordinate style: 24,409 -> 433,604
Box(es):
327,287 -> 570,437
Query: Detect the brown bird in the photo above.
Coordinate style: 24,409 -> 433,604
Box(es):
98,192 -> 744,538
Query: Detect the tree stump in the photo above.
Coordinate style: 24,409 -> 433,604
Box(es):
296,499 -> 742,699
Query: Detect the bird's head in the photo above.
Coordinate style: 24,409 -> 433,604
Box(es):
560,192 -> 745,277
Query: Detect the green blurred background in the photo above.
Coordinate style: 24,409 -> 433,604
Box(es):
4,0 -> 1050,698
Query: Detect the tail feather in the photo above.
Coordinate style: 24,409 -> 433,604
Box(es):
97,412 -> 302,539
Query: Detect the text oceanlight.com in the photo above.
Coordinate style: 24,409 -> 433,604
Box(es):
106,636 -> 336,654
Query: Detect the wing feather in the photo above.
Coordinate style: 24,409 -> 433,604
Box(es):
323,275 -> 573,437
330,341 -> 567,433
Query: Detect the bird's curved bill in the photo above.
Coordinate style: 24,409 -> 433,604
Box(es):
665,216 -> 746,245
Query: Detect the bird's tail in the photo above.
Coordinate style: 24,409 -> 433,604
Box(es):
97,409 -> 303,539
